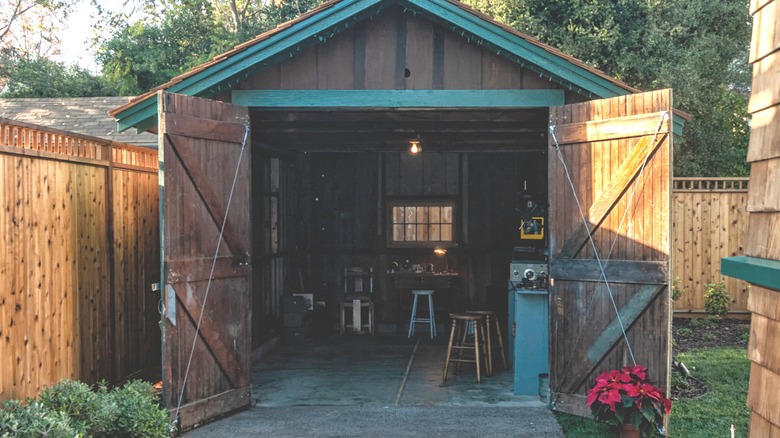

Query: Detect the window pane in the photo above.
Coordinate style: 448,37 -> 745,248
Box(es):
405,224 -> 417,241
416,206 -> 429,224
429,224 -> 440,241
389,202 -> 455,244
405,207 -> 417,223
393,224 -> 405,241
441,224 -> 452,241
393,207 -> 405,224
429,207 -> 440,223
442,206 -> 453,223
417,224 -> 428,241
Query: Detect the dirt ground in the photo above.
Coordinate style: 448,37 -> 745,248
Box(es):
670,316 -> 750,399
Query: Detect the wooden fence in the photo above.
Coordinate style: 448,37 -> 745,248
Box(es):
672,177 -> 751,313
0,118 -> 160,401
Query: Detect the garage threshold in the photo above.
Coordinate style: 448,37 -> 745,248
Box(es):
182,334 -> 563,437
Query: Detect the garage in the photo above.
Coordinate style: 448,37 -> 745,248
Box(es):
110,0 -> 676,430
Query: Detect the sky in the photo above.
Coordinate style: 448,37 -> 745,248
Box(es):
52,0 -> 135,72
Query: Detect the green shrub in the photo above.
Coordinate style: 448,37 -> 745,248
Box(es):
109,381 -> 169,438
0,379 -> 168,438
704,282 -> 730,317
671,277 -> 684,304
38,379 -> 101,435
0,400 -> 78,437
740,328 -> 750,344
690,317 -> 712,329
677,327 -> 692,336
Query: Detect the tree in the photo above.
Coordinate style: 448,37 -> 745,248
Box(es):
1,0 -> 76,57
478,0 -> 752,176
96,0 -> 324,95
0,55 -> 116,97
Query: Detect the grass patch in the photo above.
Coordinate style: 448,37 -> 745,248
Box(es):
556,346 -> 749,437
669,347 -> 750,437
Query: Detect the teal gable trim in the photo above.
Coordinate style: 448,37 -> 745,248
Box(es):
399,0 -> 629,98
673,114 -> 685,137
115,0 -> 388,131
232,89 -> 565,107
113,0 -> 638,132
722,256 -> 780,291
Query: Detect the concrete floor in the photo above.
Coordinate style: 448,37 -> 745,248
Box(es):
182,333 -> 564,437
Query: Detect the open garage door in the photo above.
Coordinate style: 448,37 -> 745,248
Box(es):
158,92 -> 252,430
547,90 -> 673,420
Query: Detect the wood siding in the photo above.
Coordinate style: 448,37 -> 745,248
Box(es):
0,119 -> 159,401
672,178 -> 750,313
239,6 -> 583,103
745,0 -> 780,436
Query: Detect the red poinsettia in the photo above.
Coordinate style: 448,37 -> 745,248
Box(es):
587,365 -> 673,434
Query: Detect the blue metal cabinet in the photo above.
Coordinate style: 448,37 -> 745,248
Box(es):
509,288 -> 549,395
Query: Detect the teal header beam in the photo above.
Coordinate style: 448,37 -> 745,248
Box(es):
232,89 -> 565,108
722,256 -> 780,291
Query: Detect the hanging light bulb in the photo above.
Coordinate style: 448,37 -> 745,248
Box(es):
409,138 -> 421,154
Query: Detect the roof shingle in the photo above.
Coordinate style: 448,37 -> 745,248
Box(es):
0,97 -> 157,148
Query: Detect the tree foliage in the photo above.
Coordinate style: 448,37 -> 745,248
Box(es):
96,0 -> 324,95
0,0 -> 76,57
1,0 -> 752,176
0,55 -> 116,97
485,0 -> 752,176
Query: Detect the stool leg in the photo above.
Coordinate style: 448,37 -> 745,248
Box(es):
484,315 -> 493,377
455,320 -> 469,375
369,302 -> 374,335
408,294 -> 419,338
427,294 -> 435,339
443,320 -> 457,381
340,302 -> 346,335
493,317 -> 508,369
474,320 -> 482,383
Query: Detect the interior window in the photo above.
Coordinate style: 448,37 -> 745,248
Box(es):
388,202 -> 455,247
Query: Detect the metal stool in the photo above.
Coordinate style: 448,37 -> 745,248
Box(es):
408,290 -> 436,339
443,313 -> 486,383
466,310 -> 507,377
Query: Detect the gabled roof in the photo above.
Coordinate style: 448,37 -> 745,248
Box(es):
2,97 -> 157,148
110,0 -> 644,133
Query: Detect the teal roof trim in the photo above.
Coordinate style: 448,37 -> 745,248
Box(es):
399,0 -> 630,98
116,0 -> 388,131
114,0 -> 639,132
722,256 -> 780,291
232,89 -> 565,107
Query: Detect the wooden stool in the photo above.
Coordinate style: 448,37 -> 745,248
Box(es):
466,310 -> 507,377
443,313 -> 486,383
408,290 -> 436,339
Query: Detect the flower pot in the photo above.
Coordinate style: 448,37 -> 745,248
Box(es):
617,423 -> 641,438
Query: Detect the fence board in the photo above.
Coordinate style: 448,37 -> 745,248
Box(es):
672,178 -> 750,313
0,119 -> 158,401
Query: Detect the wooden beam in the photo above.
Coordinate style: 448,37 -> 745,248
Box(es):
551,112 -> 669,144
166,133 -> 248,257
585,285 -> 665,364
232,89 -> 565,108
171,386 -> 251,431
251,109 -> 547,123
174,283 -> 249,389
557,133 -> 668,258
551,260 -> 668,284
722,256 -> 780,291
167,257 -> 252,284
163,113 -> 248,143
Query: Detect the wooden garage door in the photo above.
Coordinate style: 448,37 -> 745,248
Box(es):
158,92 -> 252,430
547,89 -> 672,418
